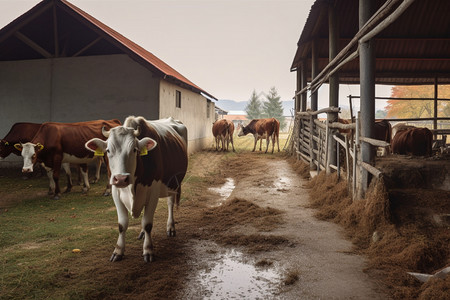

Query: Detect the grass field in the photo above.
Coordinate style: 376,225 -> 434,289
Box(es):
0,133 -> 289,299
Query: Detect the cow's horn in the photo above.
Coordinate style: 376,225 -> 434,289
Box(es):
134,126 -> 140,137
102,126 -> 110,138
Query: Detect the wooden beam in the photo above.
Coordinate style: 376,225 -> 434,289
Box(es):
53,4 -> 59,57
0,2 -> 53,44
14,31 -> 52,58
72,37 -> 102,57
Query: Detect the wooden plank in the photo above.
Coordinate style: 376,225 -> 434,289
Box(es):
359,161 -> 382,178
73,36 -> 102,57
14,31 -> 52,58
360,136 -> 390,147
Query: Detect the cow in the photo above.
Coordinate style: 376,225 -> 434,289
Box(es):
391,122 -> 416,140
374,119 -> 392,156
85,116 -> 188,263
0,122 -> 41,159
237,118 -> 280,153
212,119 -> 235,152
15,119 -> 121,199
392,127 -> 433,157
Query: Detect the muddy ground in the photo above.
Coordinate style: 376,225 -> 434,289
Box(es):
2,150 -> 448,299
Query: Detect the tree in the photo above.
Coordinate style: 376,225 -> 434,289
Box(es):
385,85 -> 450,119
262,86 -> 286,130
245,90 -> 263,120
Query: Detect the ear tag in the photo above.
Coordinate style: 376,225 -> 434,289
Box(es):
37,144 -> 44,151
94,149 -> 104,156
5,142 -> 9,146
140,148 -> 148,156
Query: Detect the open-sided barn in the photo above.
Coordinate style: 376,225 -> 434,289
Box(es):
0,0 -> 216,163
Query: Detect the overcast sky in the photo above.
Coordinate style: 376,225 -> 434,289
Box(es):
0,0 -> 392,109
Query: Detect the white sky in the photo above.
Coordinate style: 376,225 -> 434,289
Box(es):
0,0 -> 392,110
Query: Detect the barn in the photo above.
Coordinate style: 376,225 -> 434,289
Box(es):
290,0 -> 450,196
0,0 -> 216,163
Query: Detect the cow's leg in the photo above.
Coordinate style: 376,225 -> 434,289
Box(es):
110,187 -> 128,262
166,195 -> 176,237
79,164 -> 90,194
52,156 -> 63,200
277,134 -> 280,152
142,186 -> 160,263
271,135 -> 276,153
230,134 -> 235,152
252,136 -> 257,152
259,138 -> 263,151
62,163 -> 73,193
45,166 -> 55,195
91,157 -> 102,184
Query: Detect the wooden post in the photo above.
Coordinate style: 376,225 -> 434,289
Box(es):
296,70 -> 301,112
301,61 -> 308,111
327,4 -> 339,173
359,0 -> 376,197
434,77 -> 438,133
311,39 -> 319,112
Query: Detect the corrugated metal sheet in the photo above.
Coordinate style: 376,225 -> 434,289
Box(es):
291,0 -> 450,85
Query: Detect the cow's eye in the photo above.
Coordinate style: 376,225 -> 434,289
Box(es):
106,149 -> 110,153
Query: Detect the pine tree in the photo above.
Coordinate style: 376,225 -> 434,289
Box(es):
245,90 -> 263,120
262,87 -> 286,130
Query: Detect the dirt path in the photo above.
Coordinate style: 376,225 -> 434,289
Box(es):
180,152 -> 388,299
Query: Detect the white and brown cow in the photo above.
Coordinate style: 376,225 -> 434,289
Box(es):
85,116 -> 188,263
15,119 -> 121,199
238,118 -> 280,153
212,119 -> 235,152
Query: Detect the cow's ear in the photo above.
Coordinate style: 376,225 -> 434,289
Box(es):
14,143 -> 23,151
85,138 -> 107,156
139,138 -> 157,156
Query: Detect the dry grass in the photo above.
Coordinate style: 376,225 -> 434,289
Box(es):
290,158 -> 450,299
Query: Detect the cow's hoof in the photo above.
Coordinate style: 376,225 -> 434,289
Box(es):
53,195 -> 60,200
48,190 -> 54,196
143,254 -> 154,263
167,230 -> 176,237
137,231 -> 145,240
103,190 -> 111,197
63,189 -> 71,194
110,253 -> 123,262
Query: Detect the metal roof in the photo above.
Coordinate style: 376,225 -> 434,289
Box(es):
291,0 -> 450,85
0,0 -> 217,100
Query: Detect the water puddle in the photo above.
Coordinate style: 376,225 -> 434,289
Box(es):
274,175 -> 291,191
208,177 -> 235,203
197,248 -> 281,299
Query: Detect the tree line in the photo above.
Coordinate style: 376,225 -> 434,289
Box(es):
245,87 -> 286,130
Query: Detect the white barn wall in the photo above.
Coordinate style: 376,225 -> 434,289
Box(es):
0,54 -> 160,164
159,80 -> 215,154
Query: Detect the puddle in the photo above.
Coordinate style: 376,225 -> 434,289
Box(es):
274,176 -> 291,191
197,248 -> 281,299
208,178 -> 235,203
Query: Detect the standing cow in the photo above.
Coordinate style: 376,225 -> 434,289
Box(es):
15,119 -> 121,199
238,118 -> 280,153
392,127 -> 433,157
212,119 -> 235,152
85,116 -> 188,262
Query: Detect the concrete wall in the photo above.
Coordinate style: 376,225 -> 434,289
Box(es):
159,80 -> 215,154
0,54 -> 159,163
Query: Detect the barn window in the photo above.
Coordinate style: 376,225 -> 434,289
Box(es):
175,90 -> 181,108
207,100 -> 211,118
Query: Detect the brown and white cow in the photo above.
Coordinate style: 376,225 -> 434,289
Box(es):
85,116 -> 188,263
392,127 -> 433,157
238,118 -> 280,153
15,119 -> 121,199
212,119 -> 235,152
0,122 -> 42,159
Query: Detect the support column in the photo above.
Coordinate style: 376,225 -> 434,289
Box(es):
301,60 -> 307,111
434,77 -> 438,131
359,0 -> 376,197
296,68 -> 301,112
311,39 -> 318,112
327,4 -> 339,173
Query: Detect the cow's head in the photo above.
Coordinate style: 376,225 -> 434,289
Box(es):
237,124 -> 249,137
0,139 -> 11,160
14,142 -> 44,172
85,126 -> 157,188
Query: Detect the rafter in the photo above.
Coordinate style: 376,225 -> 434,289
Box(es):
14,31 -> 52,58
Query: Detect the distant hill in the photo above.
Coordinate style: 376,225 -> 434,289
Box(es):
216,99 -> 295,117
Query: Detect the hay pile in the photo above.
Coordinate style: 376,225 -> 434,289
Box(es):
291,159 -> 450,299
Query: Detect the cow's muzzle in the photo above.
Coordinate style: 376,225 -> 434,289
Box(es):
22,167 -> 33,173
112,174 -> 130,187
